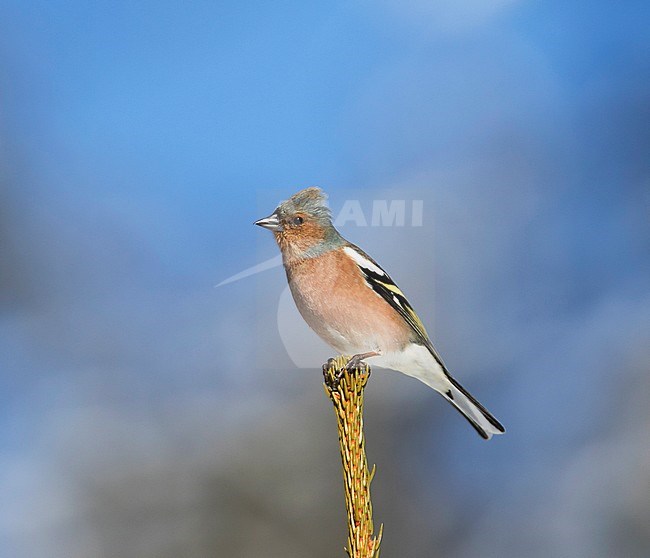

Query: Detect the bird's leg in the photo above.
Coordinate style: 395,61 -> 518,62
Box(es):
337,351 -> 380,379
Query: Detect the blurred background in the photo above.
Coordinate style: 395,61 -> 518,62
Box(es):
1,1 -> 649,557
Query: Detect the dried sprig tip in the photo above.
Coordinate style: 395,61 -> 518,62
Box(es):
323,356 -> 383,558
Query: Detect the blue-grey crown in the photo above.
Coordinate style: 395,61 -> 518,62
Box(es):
277,186 -> 332,224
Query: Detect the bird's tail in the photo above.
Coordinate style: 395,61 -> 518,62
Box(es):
441,375 -> 505,440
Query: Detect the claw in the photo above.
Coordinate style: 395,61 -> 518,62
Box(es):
323,357 -> 337,382
343,351 -> 380,374
324,352 -> 379,388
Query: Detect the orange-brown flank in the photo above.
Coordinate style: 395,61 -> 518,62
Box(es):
283,248 -> 411,354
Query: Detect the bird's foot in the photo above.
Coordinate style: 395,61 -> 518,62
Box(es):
339,351 -> 380,379
322,357 -> 338,383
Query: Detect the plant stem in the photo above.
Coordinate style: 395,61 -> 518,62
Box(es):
323,356 -> 383,558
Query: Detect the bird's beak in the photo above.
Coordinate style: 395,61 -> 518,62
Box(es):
254,212 -> 283,232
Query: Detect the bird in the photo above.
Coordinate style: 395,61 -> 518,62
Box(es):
255,187 -> 505,440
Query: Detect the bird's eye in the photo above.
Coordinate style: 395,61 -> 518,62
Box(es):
292,216 -> 304,226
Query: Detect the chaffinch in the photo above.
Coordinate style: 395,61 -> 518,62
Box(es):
255,187 -> 505,440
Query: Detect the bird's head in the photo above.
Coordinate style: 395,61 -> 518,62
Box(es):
255,187 -> 342,259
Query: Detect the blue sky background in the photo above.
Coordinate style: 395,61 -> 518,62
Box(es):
1,2 -> 649,557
